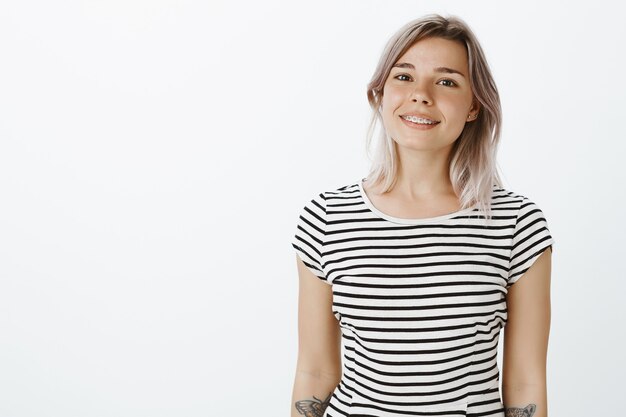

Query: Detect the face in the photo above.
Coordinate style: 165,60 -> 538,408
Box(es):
380,37 -> 480,152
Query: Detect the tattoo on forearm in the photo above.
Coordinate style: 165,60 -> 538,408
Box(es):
294,392 -> 332,417
504,403 -> 537,416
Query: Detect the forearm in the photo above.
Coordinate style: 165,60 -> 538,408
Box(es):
291,369 -> 340,417
502,383 -> 548,417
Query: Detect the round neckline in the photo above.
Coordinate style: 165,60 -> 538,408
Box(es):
358,177 -> 477,225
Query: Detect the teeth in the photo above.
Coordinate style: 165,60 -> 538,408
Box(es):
402,115 -> 438,124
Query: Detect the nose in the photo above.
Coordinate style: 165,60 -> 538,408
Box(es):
410,83 -> 432,104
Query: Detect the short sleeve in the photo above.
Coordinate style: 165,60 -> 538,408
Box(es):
507,197 -> 555,289
291,192 -> 330,284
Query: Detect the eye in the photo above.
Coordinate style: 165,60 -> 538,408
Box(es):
438,79 -> 457,87
394,74 -> 412,81
393,74 -> 457,87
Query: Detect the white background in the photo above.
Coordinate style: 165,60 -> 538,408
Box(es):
1,1 -> 624,416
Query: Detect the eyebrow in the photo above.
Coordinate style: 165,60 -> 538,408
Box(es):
392,62 -> 466,78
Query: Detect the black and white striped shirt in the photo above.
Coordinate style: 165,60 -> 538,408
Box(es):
291,178 -> 555,417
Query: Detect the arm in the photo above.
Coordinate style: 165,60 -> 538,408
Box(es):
291,255 -> 342,417
502,247 -> 552,417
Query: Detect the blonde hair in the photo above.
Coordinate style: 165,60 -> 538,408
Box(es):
364,13 -> 504,220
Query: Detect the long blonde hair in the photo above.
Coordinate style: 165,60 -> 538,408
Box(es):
364,13 -> 504,220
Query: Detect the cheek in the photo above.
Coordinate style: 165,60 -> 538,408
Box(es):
381,88 -> 405,113
438,97 -> 471,120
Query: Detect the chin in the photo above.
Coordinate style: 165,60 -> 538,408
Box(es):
393,136 -> 457,152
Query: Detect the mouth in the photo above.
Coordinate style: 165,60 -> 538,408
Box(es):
399,115 -> 440,125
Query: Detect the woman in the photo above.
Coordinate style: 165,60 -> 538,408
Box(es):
290,14 -> 554,417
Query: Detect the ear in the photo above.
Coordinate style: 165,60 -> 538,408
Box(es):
468,97 -> 481,120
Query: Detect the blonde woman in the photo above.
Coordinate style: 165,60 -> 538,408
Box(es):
290,14 -> 554,417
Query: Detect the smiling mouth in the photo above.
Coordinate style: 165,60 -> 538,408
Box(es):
400,115 -> 440,125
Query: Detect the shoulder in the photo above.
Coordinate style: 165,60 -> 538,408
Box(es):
492,185 -> 523,203
326,180 -> 360,196
487,185 -> 555,233
309,180 -> 361,203
491,185 -> 544,211
492,187 -> 553,247
297,180 -> 359,216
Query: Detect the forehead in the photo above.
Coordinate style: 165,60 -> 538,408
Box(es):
394,37 -> 469,72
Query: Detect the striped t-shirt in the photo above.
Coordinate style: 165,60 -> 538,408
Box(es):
291,178 -> 555,417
